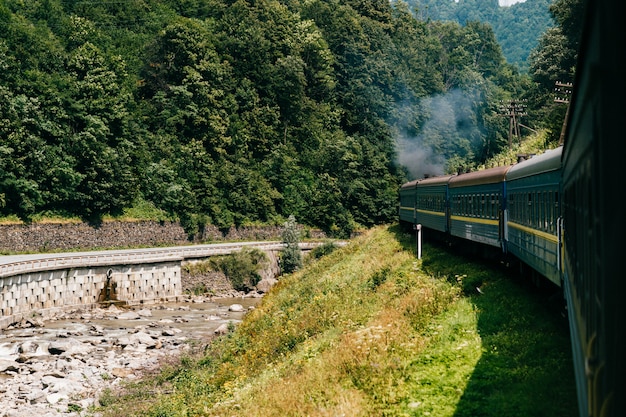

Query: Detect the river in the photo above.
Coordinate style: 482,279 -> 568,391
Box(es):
0,296 -> 262,417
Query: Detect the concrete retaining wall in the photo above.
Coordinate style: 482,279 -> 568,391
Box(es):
0,262 -> 181,329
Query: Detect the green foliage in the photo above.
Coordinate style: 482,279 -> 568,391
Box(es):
308,241 -> 338,260
367,266 -> 390,290
405,0 -> 554,71
0,0 -> 554,235
280,214 -> 302,274
209,248 -> 268,292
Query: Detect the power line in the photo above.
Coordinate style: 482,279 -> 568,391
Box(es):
499,99 -> 527,149
554,81 -> 573,146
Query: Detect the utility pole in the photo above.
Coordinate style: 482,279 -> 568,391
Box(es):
554,81 -> 573,146
499,100 -> 528,149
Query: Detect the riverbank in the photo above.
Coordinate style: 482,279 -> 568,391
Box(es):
0,251 -> 267,417
0,295 -> 262,417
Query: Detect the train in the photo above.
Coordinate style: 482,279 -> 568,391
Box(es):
399,1 -> 625,416
399,146 -> 564,286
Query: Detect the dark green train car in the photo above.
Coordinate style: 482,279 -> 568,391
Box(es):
399,179 -> 420,226
561,0 -> 626,416
505,147 -> 563,287
414,175 -> 455,233
448,165 -> 512,249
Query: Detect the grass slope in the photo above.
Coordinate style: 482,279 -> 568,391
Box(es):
99,224 -> 577,417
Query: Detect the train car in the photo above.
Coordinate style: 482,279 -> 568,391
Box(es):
399,179 -> 420,226
561,0 -> 626,416
414,174 -> 455,233
448,165 -> 512,251
505,147 -> 563,287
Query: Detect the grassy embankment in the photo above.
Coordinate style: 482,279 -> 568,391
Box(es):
99,224 -> 577,417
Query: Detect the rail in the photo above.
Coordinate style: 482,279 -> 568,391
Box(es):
0,241 -> 329,278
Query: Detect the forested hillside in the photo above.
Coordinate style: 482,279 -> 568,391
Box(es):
0,0 -> 579,237
406,0 -> 555,71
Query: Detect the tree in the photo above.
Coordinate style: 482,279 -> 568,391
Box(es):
281,215 -> 302,274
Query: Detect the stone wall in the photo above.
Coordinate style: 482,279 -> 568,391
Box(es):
0,221 -> 325,253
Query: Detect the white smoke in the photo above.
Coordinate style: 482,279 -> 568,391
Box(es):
396,134 -> 445,179
395,88 -> 482,180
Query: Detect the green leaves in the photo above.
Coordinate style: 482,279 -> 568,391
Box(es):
0,0 -> 529,236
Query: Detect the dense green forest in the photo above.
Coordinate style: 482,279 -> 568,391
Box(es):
406,0 -> 555,71
0,0 -> 582,237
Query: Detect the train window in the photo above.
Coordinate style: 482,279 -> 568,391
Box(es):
538,191 -> 543,231
493,193 -> 497,219
512,193 -> 518,222
537,191 -> 541,229
462,195 -> 466,216
546,191 -> 550,231
541,191 -> 550,232
495,193 -> 499,219
535,192 -> 539,228
554,191 -> 560,231
554,191 -> 559,210
540,191 -> 544,231
535,191 -> 540,229
509,193 -> 515,221
481,195 -> 485,218
524,193 -> 533,225
533,192 -> 537,228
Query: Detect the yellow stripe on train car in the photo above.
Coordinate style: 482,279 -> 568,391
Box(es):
416,209 -> 445,217
450,215 -> 499,226
508,221 -> 559,244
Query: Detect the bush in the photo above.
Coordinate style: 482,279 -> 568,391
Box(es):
308,241 -> 338,260
209,248 -> 268,291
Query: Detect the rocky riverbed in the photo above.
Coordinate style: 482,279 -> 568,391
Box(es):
0,295 -> 263,417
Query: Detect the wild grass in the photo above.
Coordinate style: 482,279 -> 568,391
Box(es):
480,128 -> 559,169
99,224 -> 577,417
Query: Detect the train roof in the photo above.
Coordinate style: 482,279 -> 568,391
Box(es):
417,174 -> 456,186
448,164 -> 512,188
505,146 -> 563,181
400,179 -> 420,189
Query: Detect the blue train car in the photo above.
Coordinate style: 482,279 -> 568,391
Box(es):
505,147 -> 563,287
399,179 -> 419,225
561,1 -> 626,416
448,165 -> 512,249
414,175 -> 455,233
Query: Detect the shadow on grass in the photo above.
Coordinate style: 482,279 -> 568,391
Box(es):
391,224 -> 578,417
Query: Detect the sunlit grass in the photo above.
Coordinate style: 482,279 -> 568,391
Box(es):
99,225 -> 576,417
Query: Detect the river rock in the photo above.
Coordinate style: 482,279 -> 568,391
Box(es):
0,298 -> 260,416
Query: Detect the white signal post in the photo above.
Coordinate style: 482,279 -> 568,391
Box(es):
413,224 -> 422,259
